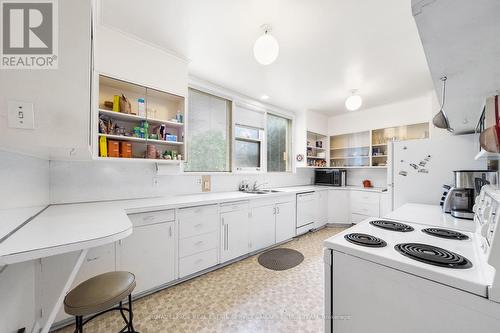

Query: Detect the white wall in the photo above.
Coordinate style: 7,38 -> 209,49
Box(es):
347,168 -> 387,188
307,110 -> 329,135
50,160 -> 313,204
328,92 -> 436,135
0,150 -> 50,333
327,91 -> 439,187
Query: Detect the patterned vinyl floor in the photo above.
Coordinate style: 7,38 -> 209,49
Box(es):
56,226 -> 346,333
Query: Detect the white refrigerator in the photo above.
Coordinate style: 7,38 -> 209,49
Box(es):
387,134 -> 486,210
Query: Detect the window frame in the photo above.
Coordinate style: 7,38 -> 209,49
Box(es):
184,87 -> 232,173
266,112 -> 293,173
185,79 -> 295,174
233,124 -> 265,173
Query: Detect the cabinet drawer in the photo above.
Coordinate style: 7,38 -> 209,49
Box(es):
178,205 -> 218,239
351,213 -> 370,224
350,191 -> 380,204
220,201 -> 248,213
179,248 -> 218,278
179,231 -> 218,258
128,209 -> 175,227
351,202 -> 379,217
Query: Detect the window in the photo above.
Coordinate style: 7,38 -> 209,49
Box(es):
267,114 -> 291,172
234,125 -> 264,171
185,89 -> 231,172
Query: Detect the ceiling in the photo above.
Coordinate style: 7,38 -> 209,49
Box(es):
99,0 -> 434,115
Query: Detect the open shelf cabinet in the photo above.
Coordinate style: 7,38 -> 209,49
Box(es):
306,131 -> 328,167
329,122 -> 430,168
96,75 -> 185,163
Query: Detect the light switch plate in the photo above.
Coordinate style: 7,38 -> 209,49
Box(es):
8,101 -> 34,129
202,175 -> 211,192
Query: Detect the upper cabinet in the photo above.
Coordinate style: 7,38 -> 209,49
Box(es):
412,0 -> 500,134
0,0 -> 93,160
95,75 -> 185,163
329,122 -> 429,168
94,26 -> 188,98
0,3 -> 189,161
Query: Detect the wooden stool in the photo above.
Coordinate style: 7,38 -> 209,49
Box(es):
64,271 -> 138,333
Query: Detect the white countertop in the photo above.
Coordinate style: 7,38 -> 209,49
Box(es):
384,203 -> 477,232
0,205 -> 47,241
0,184 -> 387,265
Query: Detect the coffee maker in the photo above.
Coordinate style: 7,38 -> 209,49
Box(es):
443,170 -> 498,219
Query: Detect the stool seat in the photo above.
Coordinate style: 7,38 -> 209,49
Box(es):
64,271 -> 136,316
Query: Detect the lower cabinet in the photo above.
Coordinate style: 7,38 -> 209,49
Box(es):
116,221 -> 176,295
328,189 -> 351,224
316,190 -> 329,228
249,203 -> 276,251
350,191 -> 381,224
275,200 -> 296,243
177,204 -> 219,278
220,202 -> 249,263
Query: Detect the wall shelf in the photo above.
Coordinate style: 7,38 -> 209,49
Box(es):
99,109 -> 184,128
98,134 -> 183,146
306,131 -> 328,167
96,75 -> 185,163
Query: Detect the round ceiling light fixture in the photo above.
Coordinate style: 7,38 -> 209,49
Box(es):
345,91 -> 363,111
253,24 -> 279,66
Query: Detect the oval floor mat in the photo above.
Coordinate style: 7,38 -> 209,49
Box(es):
257,248 -> 304,271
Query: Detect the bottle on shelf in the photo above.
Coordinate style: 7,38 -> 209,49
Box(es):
138,98 -> 145,117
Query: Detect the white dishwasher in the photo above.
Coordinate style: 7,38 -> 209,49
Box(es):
296,191 -> 317,235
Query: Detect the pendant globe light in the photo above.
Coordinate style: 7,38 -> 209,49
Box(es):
253,24 -> 279,66
345,90 -> 363,111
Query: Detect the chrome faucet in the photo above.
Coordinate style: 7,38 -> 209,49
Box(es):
252,181 -> 268,191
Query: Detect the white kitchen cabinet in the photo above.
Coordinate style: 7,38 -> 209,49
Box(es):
249,204 -> 276,252
328,190 -> 351,224
350,191 -> 381,223
95,26 -> 188,98
220,202 -> 249,263
316,190 -> 329,228
40,244 -> 116,323
275,200 -> 296,243
117,219 -> 176,295
177,205 -> 219,278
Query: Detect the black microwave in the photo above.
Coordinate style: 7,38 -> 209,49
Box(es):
315,169 -> 347,187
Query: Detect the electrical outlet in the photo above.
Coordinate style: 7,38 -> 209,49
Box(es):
8,101 -> 34,129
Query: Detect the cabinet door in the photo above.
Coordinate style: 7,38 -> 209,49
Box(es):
276,201 -> 296,243
316,190 -> 329,228
117,222 -> 175,295
220,210 -> 249,262
249,204 -> 276,252
328,190 -> 351,224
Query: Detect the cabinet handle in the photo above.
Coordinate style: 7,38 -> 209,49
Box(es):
195,240 -> 204,246
273,207 -> 276,215
194,223 -> 203,228
225,224 -> 229,251
169,226 -> 172,237
277,206 -> 280,214
86,256 -> 99,262
143,215 -> 154,221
